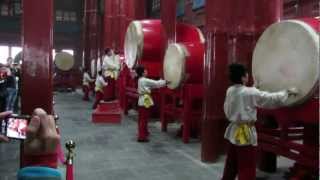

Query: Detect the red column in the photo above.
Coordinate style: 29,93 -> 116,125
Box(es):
83,0 -> 92,70
202,0 -> 231,162
22,0 -> 53,115
161,0 -> 177,43
297,0 -> 318,18
254,0 -> 283,172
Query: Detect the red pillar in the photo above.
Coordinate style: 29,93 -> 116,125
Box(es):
161,0 -> 177,44
254,0 -> 283,172
83,0 -> 92,70
297,0 -> 318,18
202,0 -> 231,162
22,0 -> 53,115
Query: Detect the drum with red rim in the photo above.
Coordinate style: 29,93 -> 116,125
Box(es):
124,20 -> 166,73
163,42 -> 204,89
252,17 -> 319,106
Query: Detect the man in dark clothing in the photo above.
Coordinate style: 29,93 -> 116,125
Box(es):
0,68 -> 7,112
5,68 -> 17,111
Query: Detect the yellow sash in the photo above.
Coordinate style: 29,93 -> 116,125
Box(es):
234,123 -> 253,145
143,94 -> 153,108
105,69 -> 117,80
95,84 -> 103,92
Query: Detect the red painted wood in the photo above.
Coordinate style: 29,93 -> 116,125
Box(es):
180,42 -> 204,85
255,0 -> 283,33
205,0 -> 231,32
202,32 -> 229,162
22,0 -> 53,115
161,0 -> 177,43
176,23 -> 204,43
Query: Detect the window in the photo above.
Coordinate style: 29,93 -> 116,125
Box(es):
12,46 -> 22,58
152,0 -> 160,12
62,49 -> 74,56
52,49 -> 56,60
56,10 -> 77,22
70,12 -> 77,22
13,1 -> 22,16
1,4 -> 9,16
64,12 -> 70,21
56,10 -> 63,21
0,46 -> 9,64
192,0 -> 205,10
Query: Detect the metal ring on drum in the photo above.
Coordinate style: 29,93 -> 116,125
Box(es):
54,52 -> 75,72
252,18 -> 319,106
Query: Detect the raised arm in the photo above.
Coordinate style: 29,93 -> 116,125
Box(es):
250,87 -> 289,109
143,78 -> 166,89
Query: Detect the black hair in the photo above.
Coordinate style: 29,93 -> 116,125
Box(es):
228,63 -> 248,84
104,48 -> 111,54
98,70 -> 103,76
83,68 -> 88,72
135,65 -> 145,79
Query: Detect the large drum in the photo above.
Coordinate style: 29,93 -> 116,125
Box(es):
176,23 -> 205,43
163,42 -> 204,89
54,52 -> 75,71
124,20 -> 166,73
252,18 -> 319,106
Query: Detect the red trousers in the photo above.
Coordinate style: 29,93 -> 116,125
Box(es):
82,85 -> 90,100
137,107 -> 150,140
104,77 -> 116,101
221,142 -> 257,180
93,91 -> 104,109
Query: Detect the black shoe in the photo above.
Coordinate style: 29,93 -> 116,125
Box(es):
137,139 -> 149,143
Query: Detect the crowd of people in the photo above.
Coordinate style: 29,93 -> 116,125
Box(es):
0,57 -> 20,113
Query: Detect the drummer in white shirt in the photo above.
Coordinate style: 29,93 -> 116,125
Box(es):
102,48 -> 120,101
135,65 -> 169,142
82,68 -> 94,101
221,63 -> 298,180
92,70 -> 108,109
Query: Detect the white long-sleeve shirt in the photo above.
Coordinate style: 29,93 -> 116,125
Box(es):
95,75 -> 108,92
82,72 -> 93,86
102,54 -> 120,79
138,77 -> 166,107
224,84 -> 289,146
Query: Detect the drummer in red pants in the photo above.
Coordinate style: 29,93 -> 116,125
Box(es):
102,48 -> 120,101
92,70 -> 108,109
221,63 -> 298,180
82,68 -> 94,101
135,65 -> 168,142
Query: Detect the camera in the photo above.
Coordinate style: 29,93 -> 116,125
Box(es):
1,114 -> 31,140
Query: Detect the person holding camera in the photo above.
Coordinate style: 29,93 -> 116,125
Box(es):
1,108 -> 61,179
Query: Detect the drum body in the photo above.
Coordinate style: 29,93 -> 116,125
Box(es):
163,24 -> 205,89
54,52 -> 75,72
124,20 -> 166,77
253,18 -> 319,106
164,43 -> 204,89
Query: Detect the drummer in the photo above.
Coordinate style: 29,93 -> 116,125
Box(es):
92,70 -> 108,109
221,63 -> 298,180
135,65 -> 168,142
102,48 -> 120,101
82,68 -> 94,101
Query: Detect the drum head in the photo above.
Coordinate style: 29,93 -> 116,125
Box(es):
124,21 -> 144,69
54,52 -> 74,71
164,44 -> 187,89
253,20 -> 319,106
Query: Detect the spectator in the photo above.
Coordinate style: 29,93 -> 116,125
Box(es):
0,66 -> 8,111
5,68 -> 17,111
